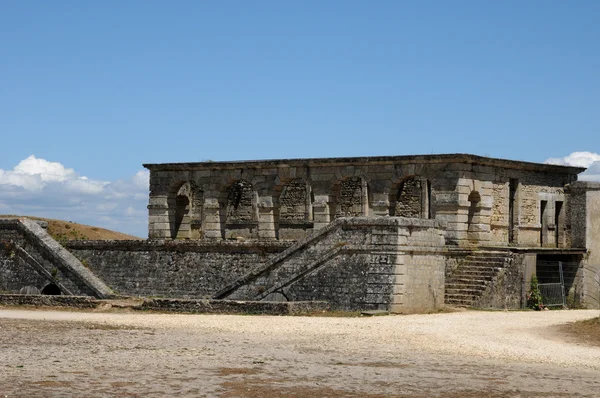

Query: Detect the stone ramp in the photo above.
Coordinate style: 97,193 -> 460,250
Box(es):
214,217 -> 446,313
213,217 -> 349,301
1,218 -> 115,299
445,251 -> 512,306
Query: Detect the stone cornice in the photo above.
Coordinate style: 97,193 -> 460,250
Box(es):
143,153 -> 585,175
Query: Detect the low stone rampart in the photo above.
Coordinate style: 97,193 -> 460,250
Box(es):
66,240 -> 290,299
217,217 -> 446,313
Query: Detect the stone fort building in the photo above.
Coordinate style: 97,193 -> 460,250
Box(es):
1,154 -> 599,313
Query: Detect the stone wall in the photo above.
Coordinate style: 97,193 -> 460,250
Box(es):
0,242 -> 46,293
145,154 -> 582,249
67,240 -> 290,298
0,219 -> 115,298
217,217 -> 446,313
568,181 -> 600,308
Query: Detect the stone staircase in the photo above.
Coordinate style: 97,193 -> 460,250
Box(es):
445,251 -> 512,307
0,218 -> 115,299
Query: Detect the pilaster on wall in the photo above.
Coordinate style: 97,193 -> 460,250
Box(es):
258,197 -> 277,240
312,195 -> 331,230
439,177 -> 492,247
203,198 -> 222,240
371,193 -> 389,217
147,194 -> 169,239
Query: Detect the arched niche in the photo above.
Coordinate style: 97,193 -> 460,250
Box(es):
467,190 -> 482,244
390,176 -> 431,218
332,177 -> 368,219
168,181 -> 203,239
224,180 -> 258,239
41,283 -> 61,295
278,178 -> 313,240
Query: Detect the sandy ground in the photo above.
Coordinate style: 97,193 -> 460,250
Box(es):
1,308 -> 599,397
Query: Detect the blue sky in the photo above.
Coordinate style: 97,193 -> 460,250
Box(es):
1,1 -> 599,237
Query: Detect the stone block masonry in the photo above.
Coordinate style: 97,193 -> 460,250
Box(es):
0,219 -> 115,298
67,240 -> 290,299
3,153 -> 599,313
145,154 -> 582,249
216,217 -> 446,313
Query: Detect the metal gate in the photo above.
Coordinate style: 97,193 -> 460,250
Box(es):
537,261 -> 565,307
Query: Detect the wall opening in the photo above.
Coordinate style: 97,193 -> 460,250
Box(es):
174,195 -> 190,239
509,178 -> 518,244
333,177 -> 365,218
279,179 -> 309,222
168,181 -> 203,240
467,191 -> 482,243
226,180 -> 256,224
427,180 -> 433,219
391,176 -> 428,218
555,201 -> 564,248
41,283 -> 61,295
540,200 -> 548,247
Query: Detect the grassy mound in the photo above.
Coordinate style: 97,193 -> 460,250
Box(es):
0,215 -> 141,241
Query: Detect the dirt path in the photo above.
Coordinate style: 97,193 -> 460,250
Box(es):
1,308 -> 599,397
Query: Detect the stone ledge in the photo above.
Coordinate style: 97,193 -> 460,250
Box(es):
0,294 -> 98,309
138,298 -> 330,315
0,294 -> 330,315
65,239 -> 292,253
143,153 -> 585,174
278,220 -> 315,227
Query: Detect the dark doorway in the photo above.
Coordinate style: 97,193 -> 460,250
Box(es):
540,200 -> 548,247
508,179 -> 518,243
173,194 -> 190,239
41,283 -> 61,295
555,201 -> 564,248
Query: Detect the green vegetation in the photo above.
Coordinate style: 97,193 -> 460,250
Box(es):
526,275 -> 544,311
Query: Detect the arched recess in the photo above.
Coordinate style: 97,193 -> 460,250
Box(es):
332,177 -> 368,219
226,180 -> 256,223
467,190 -> 482,243
41,283 -> 61,295
390,176 -> 431,218
223,180 -> 258,239
277,179 -> 313,240
168,181 -> 204,239
279,179 -> 311,222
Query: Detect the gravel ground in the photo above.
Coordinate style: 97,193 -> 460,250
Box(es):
1,308 -> 599,397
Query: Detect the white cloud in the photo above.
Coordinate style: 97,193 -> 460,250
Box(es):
0,155 -> 149,237
13,155 -> 77,182
545,151 -> 600,182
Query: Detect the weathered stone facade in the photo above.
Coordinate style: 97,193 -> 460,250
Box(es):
3,153 -> 600,313
144,154 -> 582,249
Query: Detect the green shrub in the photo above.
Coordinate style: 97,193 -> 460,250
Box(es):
527,274 -> 544,311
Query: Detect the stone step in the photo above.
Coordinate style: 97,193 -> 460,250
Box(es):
445,287 -> 487,295
446,278 -> 490,286
450,269 -> 499,278
444,295 -> 477,306
451,266 -> 500,273
445,253 -> 511,307
461,260 -> 506,267
467,251 -> 510,257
